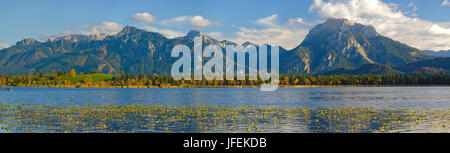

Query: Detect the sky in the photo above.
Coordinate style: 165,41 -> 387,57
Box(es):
1,0 -> 450,51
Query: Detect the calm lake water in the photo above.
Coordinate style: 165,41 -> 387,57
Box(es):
0,87 -> 449,133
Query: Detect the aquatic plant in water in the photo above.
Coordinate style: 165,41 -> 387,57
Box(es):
0,103 -> 447,133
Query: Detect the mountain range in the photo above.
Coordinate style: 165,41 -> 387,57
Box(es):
0,18 -> 446,75
423,50 -> 450,57
396,57 -> 450,74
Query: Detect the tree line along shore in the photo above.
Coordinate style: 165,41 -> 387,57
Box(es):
0,69 -> 449,88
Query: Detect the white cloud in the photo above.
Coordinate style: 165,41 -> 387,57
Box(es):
309,0 -> 450,50
159,16 -> 191,27
169,16 -> 190,23
232,27 -> 309,49
42,31 -> 92,41
159,15 -> 220,27
190,16 -> 212,27
143,26 -> 185,38
225,14 -> 313,49
206,32 -> 223,39
442,0 -> 450,7
256,14 -> 278,26
171,16 -> 190,22
0,43 -> 10,49
406,2 -> 418,17
429,24 -> 450,35
132,12 -> 157,24
408,2 -> 417,12
214,21 -> 223,26
75,21 -> 123,34
287,18 -> 305,25
97,22 -> 123,32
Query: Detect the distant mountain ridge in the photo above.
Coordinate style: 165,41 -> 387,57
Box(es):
423,50 -> 450,57
0,18 -> 439,75
396,57 -> 450,74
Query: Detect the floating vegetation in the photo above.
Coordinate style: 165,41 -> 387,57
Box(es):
0,103 -> 448,133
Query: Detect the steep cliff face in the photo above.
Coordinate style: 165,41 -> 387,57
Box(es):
282,18 -> 432,74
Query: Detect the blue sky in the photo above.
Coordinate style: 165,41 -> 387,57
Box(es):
1,0 -> 450,50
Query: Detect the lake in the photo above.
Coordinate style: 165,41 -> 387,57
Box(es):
0,87 -> 448,133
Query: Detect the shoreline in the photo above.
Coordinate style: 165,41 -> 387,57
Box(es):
1,85 -> 449,88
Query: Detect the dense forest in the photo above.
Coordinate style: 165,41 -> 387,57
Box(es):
0,69 -> 449,88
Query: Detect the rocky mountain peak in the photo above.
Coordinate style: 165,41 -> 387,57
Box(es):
289,18 -> 432,75
304,18 -> 381,43
242,41 -> 256,47
16,38 -> 38,46
309,18 -> 380,37
324,18 -> 351,26
220,40 -> 237,46
185,29 -> 208,39
51,33 -> 109,42
117,25 -> 144,36
352,23 -> 378,38
320,18 -> 352,31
